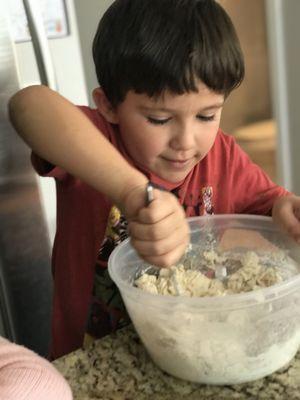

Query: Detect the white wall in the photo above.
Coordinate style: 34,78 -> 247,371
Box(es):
73,0 -> 114,106
14,0 -> 88,104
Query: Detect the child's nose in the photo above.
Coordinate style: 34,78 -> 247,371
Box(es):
169,123 -> 196,151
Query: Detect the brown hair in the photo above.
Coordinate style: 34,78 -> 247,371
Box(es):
93,0 -> 244,106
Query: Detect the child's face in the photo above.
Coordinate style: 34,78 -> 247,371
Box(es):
115,81 -> 224,183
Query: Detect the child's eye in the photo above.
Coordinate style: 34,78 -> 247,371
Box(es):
147,117 -> 171,125
197,114 -> 215,122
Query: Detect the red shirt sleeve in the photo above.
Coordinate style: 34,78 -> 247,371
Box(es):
31,153 -> 68,180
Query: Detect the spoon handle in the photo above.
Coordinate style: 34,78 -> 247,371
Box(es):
146,182 -> 154,206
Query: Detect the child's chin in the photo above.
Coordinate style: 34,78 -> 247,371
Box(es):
158,170 -> 191,184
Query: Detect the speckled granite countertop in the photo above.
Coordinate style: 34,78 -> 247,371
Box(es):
53,325 -> 300,400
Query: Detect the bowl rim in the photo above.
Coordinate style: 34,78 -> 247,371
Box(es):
108,214 -> 300,310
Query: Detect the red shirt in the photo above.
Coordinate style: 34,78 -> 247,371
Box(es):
32,106 -> 288,359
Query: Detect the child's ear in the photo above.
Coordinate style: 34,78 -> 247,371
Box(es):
92,88 -> 119,124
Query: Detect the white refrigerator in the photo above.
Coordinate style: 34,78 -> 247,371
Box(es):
0,0 -> 88,356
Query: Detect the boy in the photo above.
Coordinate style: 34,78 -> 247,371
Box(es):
9,0 -> 300,359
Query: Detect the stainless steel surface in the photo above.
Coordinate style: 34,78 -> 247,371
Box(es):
23,0 -> 58,90
0,2 -> 53,356
0,256 -> 16,341
266,0 -> 300,192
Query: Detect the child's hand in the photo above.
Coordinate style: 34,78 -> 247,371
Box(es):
123,184 -> 190,267
272,195 -> 300,243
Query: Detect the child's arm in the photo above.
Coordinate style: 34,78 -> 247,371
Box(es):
9,85 -> 189,267
9,85 -> 146,207
272,195 -> 300,243
0,337 -> 72,399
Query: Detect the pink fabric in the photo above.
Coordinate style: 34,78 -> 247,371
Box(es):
31,106 -> 289,359
0,337 -> 72,400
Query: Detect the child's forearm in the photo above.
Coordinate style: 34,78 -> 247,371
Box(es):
9,85 -> 147,208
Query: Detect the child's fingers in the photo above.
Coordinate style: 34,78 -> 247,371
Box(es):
138,192 -> 185,224
140,242 -> 189,268
137,200 -> 173,224
131,224 -> 190,258
129,209 -> 186,241
273,196 -> 300,240
286,215 -> 300,242
125,185 -> 189,266
123,185 -> 176,221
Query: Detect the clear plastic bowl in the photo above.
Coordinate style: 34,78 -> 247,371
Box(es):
108,215 -> 300,385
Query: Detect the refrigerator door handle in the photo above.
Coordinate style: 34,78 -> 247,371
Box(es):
22,0 -> 58,90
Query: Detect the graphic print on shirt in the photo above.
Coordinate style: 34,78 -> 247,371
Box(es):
85,184 -> 214,342
202,186 -> 214,215
85,206 -> 130,342
172,185 -> 214,216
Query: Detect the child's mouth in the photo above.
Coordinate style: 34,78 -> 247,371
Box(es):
162,157 -> 193,170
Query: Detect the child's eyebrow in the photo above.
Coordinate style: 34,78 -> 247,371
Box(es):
200,102 -> 224,112
138,102 -> 224,113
